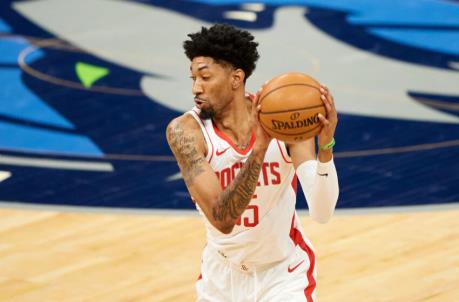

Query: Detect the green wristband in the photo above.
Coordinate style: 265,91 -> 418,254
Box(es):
319,138 -> 335,150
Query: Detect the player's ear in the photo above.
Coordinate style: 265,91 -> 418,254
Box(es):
232,68 -> 245,90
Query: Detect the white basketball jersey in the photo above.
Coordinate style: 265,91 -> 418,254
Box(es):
188,108 -> 304,266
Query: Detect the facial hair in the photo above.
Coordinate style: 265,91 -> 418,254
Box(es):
199,105 -> 216,120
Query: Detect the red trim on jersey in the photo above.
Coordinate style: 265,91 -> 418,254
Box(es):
197,242 -> 207,281
291,175 -> 298,193
289,215 -> 316,302
192,109 -> 215,163
212,120 -> 255,155
276,140 -> 292,163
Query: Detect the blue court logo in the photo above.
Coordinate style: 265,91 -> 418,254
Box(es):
0,0 -> 458,209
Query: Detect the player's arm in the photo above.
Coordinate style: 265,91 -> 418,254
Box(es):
166,113 -> 268,234
288,85 -> 339,223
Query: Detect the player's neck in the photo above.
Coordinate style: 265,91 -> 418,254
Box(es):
213,92 -> 252,146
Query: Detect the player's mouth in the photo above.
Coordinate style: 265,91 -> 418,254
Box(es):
194,97 -> 205,108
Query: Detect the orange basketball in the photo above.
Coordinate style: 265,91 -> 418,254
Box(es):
258,72 -> 325,143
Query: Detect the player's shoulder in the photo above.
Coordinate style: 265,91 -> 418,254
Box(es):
166,112 -> 200,135
166,112 -> 205,150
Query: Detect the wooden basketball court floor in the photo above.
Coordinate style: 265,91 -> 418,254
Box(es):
0,203 -> 457,302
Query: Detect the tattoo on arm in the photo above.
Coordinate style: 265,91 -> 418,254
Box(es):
212,155 -> 262,222
167,123 -> 205,186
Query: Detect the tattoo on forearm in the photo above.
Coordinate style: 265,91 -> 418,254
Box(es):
212,156 -> 262,222
167,123 -> 205,185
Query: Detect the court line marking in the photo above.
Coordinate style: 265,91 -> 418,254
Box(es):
0,148 -> 176,162
0,201 -> 457,216
1,138 -> 458,164
16,37 -> 144,96
0,154 -> 113,171
333,138 -> 459,158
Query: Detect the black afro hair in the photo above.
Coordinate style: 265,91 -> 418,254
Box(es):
183,24 -> 260,80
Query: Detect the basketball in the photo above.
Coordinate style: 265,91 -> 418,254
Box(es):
258,72 -> 325,143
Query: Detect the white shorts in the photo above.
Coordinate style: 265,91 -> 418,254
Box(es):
196,240 -> 317,302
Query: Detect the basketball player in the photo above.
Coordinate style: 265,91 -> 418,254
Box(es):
166,24 -> 339,302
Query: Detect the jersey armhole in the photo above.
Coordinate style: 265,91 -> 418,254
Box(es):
187,110 -> 214,163
276,139 -> 292,163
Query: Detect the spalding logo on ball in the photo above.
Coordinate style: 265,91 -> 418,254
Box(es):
258,72 -> 326,143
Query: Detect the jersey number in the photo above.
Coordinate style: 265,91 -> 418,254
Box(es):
235,205 -> 259,227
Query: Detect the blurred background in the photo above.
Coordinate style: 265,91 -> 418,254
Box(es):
1,0 -> 458,210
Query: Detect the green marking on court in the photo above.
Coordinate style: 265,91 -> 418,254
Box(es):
75,62 -> 110,89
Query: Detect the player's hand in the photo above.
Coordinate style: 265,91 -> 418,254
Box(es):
246,91 -> 272,153
317,84 -> 338,148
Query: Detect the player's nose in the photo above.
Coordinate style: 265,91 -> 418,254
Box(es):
192,81 -> 203,95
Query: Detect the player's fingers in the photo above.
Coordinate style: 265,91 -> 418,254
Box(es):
320,86 -> 334,109
251,93 -> 260,104
320,85 -> 336,108
328,93 -> 337,115
321,87 -> 337,119
246,92 -> 258,103
253,97 -> 259,111
328,96 -> 337,116
318,113 -> 330,127
328,93 -> 336,109
321,94 -> 332,112
249,96 -> 258,116
322,85 -> 335,103
319,87 -> 326,97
